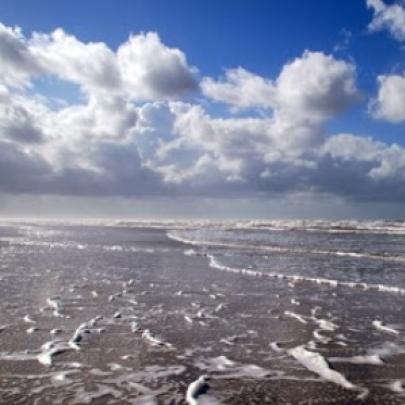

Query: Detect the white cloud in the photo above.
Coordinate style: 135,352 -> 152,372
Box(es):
0,24 -> 198,193
117,32 -> 198,100
202,67 -> 275,109
30,28 -> 121,97
192,51 -> 360,184
0,22 -> 405,205
323,133 -> 405,180
275,51 -> 360,121
0,23 -> 42,88
0,25 -> 198,102
0,85 -> 47,143
366,0 -> 405,42
370,73 -> 405,123
202,51 -> 360,122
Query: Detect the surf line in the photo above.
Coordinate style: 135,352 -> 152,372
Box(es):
166,231 -> 405,264
207,254 -> 405,296
167,232 -> 405,296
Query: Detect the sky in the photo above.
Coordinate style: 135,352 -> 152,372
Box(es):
0,0 -> 404,219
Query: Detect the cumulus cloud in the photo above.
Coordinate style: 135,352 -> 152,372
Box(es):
275,51 -> 360,121
0,140 -> 53,193
202,51 -> 360,121
318,134 -> 405,202
189,51 -> 360,185
323,134 -> 405,181
0,85 -> 45,143
1,21 -> 405,206
117,32 -> 198,100
29,28 -> 122,97
366,0 -> 405,42
134,92 -> 405,204
370,73 -> 405,123
0,23 -> 43,87
202,68 -> 275,109
0,24 -> 198,101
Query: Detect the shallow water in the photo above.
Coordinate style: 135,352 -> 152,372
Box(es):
0,220 -> 405,404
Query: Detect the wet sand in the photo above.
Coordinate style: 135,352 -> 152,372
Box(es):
0,222 -> 405,404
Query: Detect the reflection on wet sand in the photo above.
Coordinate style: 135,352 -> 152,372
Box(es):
0,221 -> 405,404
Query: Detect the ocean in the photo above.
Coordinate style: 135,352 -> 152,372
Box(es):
0,220 -> 405,404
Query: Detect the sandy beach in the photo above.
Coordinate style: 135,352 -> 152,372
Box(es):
0,221 -> 405,404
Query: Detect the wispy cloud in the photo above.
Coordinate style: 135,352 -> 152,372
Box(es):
366,0 -> 405,42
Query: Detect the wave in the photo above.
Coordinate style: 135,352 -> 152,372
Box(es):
168,232 -> 405,295
207,254 -> 405,295
210,254 -> 405,295
4,218 -> 405,235
115,219 -> 405,235
2,239 -> 165,254
167,231 -> 405,264
230,219 -> 405,235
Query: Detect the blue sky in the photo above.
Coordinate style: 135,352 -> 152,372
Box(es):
0,0 -> 404,218
1,0 -> 403,143
0,1 -> 399,75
